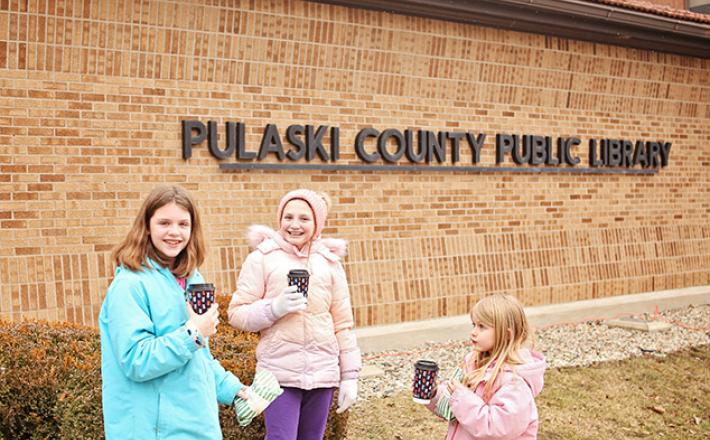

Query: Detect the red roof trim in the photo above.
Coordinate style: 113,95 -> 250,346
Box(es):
592,0 -> 710,24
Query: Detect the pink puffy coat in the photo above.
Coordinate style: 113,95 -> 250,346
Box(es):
427,349 -> 546,440
228,225 -> 362,389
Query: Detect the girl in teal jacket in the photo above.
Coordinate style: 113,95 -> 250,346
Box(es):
99,185 -> 247,440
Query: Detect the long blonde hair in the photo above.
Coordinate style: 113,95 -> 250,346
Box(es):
463,293 -> 530,400
111,185 -> 205,278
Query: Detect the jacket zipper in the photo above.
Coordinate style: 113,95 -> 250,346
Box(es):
303,314 -> 308,382
301,260 -> 309,385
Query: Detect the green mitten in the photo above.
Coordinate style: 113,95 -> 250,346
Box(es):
234,369 -> 283,427
436,367 -> 464,421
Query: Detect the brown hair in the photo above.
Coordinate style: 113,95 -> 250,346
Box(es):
111,185 -> 205,277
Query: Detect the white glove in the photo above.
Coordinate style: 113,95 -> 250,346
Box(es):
271,285 -> 307,319
335,379 -> 358,414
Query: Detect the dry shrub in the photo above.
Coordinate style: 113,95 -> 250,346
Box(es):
0,320 -> 103,440
0,293 -> 349,439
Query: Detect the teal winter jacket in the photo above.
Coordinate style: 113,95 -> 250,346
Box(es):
99,260 -> 243,440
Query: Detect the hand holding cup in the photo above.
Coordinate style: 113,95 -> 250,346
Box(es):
271,285 -> 307,319
186,302 -> 219,338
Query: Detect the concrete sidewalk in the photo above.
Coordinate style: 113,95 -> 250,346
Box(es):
354,285 -> 710,353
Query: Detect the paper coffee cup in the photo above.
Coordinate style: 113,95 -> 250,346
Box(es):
186,283 -> 215,315
412,359 -> 439,404
287,269 -> 310,297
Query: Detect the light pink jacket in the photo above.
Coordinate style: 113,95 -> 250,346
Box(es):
427,349 -> 546,440
228,225 -> 362,389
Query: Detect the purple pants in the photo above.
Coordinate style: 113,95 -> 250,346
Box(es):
264,386 -> 336,440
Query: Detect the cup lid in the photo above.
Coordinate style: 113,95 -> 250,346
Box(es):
187,283 -> 215,291
414,359 -> 439,371
288,269 -> 310,277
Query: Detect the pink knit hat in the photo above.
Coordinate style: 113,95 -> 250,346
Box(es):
276,189 -> 328,239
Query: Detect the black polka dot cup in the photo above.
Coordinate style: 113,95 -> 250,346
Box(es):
186,283 -> 215,315
412,360 -> 439,404
288,269 -> 310,297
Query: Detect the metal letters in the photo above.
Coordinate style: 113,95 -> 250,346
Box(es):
182,120 -> 671,174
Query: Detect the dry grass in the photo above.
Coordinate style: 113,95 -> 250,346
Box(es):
346,345 -> 710,439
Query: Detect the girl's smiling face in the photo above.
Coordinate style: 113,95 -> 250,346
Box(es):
149,202 -> 191,263
279,199 -> 315,250
470,318 -> 495,353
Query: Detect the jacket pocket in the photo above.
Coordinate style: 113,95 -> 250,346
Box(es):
311,312 -> 336,343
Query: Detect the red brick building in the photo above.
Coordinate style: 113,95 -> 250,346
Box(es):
1,0 -> 708,327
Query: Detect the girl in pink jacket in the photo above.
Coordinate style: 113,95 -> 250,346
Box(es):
427,293 -> 546,440
228,189 -> 361,440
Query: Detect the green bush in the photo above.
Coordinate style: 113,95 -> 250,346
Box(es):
0,294 -> 349,439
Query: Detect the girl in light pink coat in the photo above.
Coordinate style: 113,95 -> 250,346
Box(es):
228,189 -> 361,440
426,293 -> 546,440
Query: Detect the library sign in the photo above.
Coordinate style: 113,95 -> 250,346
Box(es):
181,120 -> 671,175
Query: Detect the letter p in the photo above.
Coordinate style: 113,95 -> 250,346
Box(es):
182,120 -> 207,159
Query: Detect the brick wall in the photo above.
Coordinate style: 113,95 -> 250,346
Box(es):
1,0 -> 708,327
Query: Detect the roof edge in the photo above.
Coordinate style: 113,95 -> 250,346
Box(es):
311,0 -> 710,59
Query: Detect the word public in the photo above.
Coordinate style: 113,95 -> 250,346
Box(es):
182,121 -> 672,169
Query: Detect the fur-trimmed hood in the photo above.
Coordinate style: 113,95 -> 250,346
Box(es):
246,224 -> 347,259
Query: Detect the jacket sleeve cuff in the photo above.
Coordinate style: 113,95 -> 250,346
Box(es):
232,299 -> 279,332
263,299 -> 279,323
217,374 -> 244,406
180,325 -> 201,353
339,348 -> 362,380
